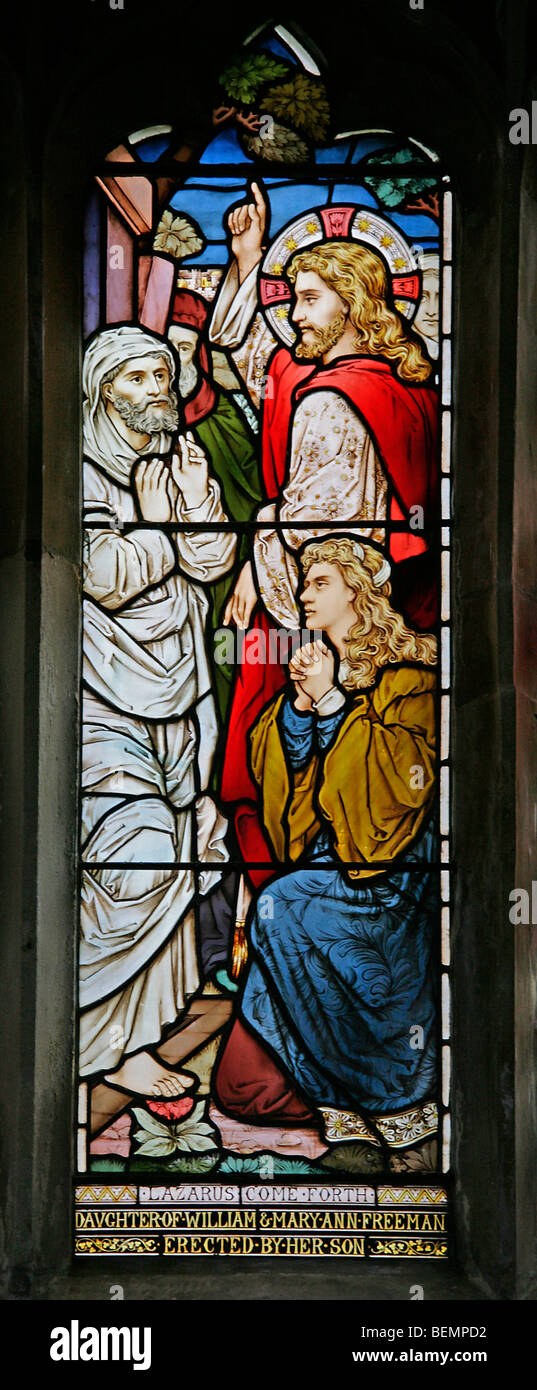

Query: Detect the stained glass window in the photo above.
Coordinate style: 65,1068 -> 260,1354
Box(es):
76,23 -> 451,1261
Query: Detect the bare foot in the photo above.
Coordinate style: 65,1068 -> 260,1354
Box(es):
104,1052 -> 193,1099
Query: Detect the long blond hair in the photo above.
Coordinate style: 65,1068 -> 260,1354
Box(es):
287,241 -> 431,384
301,537 -> 437,689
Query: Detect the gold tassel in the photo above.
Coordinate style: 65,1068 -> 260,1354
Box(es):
231,918 -> 248,981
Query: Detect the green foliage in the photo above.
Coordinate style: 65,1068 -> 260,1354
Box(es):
243,122 -> 309,163
89,1155 -> 127,1172
373,147 -> 426,166
363,146 -> 436,210
165,1150 -> 219,1173
217,1152 -> 327,1175
261,75 -> 330,141
217,1154 -> 262,1174
130,1150 -> 219,1174
219,54 -> 289,105
320,1142 -> 385,1174
364,175 -> 437,209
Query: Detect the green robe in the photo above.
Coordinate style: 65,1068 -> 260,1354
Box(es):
192,388 -> 261,730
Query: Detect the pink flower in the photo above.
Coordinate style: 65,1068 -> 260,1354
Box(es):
146,1096 -> 194,1121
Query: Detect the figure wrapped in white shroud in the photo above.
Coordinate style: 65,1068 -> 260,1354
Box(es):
79,327 -> 236,1097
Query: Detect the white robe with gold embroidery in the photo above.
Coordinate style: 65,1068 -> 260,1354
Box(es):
210,263 -> 387,628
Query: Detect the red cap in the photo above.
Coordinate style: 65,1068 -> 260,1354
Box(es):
171,290 -> 209,332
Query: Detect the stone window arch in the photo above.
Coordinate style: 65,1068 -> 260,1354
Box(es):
1,6 -> 534,1299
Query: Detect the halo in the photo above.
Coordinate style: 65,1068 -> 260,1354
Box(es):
259,205 -> 420,346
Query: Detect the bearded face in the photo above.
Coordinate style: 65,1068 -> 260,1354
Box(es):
102,354 -> 180,437
167,326 -> 200,400
291,269 -> 350,360
111,389 -> 180,434
177,359 -> 199,400
294,308 -> 349,360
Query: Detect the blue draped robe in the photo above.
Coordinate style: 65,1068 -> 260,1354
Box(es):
240,695 -> 438,1119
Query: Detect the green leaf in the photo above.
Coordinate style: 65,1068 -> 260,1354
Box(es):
162,1100 -> 220,1154
367,146 -> 426,167
217,1152 -> 327,1175
178,1100 -> 207,1129
174,1130 -> 217,1154
135,1136 -> 177,1158
269,1156 -> 328,1175
320,1142 -> 384,1174
130,1149 -> 220,1173
131,1107 -> 174,1140
220,54 -> 289,104
171,1103 -> 214,1138
217,1155 -> 262,1173
364,173 -> 437,209
244,122 -> 309,163
89,1155 -> 127,1172
174,1121 -> 216,1141
166,1150 -> 220,1174
261,75 -> 330,140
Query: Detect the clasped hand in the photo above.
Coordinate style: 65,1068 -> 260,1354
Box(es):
289,640 -> 336,710
134,432 -> 209,522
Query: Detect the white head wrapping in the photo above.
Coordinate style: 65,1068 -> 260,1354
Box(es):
302,536 -> 391,588
351,541 -> 391,588
83,326 -> 177,487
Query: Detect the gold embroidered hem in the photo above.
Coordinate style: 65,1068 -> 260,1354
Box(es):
319,1101 -> 438,1150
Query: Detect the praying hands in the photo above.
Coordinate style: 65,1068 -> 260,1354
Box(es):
289,639 -> 336,709
134,432 -> 210,522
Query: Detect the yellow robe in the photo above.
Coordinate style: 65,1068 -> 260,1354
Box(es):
249,664 -> 436,875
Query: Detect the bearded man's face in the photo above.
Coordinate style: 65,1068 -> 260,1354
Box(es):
167,326 -> 200,400
291,270 -> 349,359
104,355 -> 179,434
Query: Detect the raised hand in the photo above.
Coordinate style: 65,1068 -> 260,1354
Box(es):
222,561 -> 257,630
170,432 -> 209,513
133,459 -> 174,523
289,640 -> 336,705
228,181 -> 267,283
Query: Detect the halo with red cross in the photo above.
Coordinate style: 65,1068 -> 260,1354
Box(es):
259,205 -> 421,346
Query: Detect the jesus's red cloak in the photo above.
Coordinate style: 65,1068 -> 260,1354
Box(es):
220,349 -> 438,884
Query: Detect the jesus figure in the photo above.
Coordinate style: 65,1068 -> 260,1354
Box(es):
209,184 -> 438,879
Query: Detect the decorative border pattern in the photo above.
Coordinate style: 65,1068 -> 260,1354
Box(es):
319,1102 -> 438,1149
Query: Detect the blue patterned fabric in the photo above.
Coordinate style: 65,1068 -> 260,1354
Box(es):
278,693 -> 348,768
